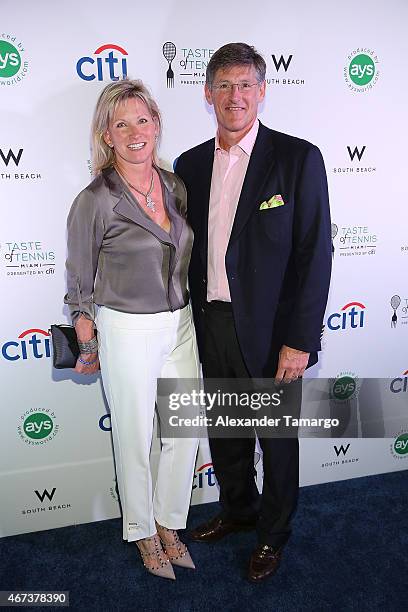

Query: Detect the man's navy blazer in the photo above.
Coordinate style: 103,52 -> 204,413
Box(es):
176,122 -> 332,377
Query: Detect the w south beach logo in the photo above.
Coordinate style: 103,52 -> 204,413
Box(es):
1,328 -> 51,361
327,302 -> 366,331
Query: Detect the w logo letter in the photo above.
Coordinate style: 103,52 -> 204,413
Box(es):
35,488 -> 56,502
347,146 -> 366,162
0,148 -> 23,167
271,54 -> 293,72
334,444 -> 350,457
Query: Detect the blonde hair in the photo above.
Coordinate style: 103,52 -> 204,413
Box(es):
91,79 -> 162,175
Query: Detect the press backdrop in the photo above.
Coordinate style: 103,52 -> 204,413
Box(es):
1,0 -> 407,537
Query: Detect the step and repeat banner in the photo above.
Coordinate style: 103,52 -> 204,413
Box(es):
1,0 -> 407,537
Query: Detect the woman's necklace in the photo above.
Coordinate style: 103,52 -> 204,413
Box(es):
116,166 -> 156,213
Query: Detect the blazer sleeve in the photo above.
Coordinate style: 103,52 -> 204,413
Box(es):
64,188 -> 104,324
284,145 -> 332,353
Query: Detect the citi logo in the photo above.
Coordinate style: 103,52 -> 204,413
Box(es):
192,462 -> 217,490
1,328 -> 51,361
327,302 -> 366,331
334,444 -> 350,457
347,146 -> 366,162
390,370 -> 408,394
271,54 -> 293,72
99,414 -> 111,431
0,147 -> 23,166
76,44 -> 128,81
35,488 -> 56,502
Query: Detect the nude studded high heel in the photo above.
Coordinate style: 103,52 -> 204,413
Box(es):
136,534 -> 176,580
156,522 -> 196,569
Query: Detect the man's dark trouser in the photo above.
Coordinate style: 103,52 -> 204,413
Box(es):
202,301 -> 300,548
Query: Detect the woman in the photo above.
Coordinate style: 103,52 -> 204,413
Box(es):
64,79 -> 199,580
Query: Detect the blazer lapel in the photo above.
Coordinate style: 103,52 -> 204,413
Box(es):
105,166 -> 174,245
195,140 -> 214,269
229,123 -> 276,245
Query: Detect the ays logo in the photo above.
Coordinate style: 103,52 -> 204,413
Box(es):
77,44 -> 128,81
0,34 -> 29,85
344,48 -> 379,92
1,328 -> 51,362
326,302 -> 366,332
330,372 -> 360,402
18,408 -> 59,445
390,431 -> 408,459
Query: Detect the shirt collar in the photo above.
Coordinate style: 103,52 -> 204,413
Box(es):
215,119 -> 259,156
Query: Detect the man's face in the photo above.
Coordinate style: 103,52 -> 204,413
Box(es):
205,64 -> 265,142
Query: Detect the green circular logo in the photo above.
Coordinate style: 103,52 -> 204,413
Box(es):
349,54 -> 375,86
332,376 -> 356,401
23,412 -> 53,440
394,433 -> 408,455
0,41 -> 21,78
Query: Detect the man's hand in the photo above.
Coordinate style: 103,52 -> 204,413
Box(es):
274,345 -> 309,384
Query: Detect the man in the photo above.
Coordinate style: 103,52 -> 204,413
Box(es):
176,43 -> 331,582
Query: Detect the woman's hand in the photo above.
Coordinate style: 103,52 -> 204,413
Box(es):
74,352 -> 100,374
74,315 -> 99,374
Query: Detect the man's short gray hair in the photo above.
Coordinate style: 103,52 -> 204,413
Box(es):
206,42 -> 266,88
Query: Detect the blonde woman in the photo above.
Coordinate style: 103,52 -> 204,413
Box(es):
64,79 -> 199,580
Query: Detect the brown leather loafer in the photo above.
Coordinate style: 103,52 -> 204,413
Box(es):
248,544 -> 283,582
189,514 -> 257,543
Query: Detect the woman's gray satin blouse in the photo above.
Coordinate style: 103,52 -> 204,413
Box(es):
64,166 -> 193,323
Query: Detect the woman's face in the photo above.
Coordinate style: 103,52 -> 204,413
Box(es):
104,97 -> 158,170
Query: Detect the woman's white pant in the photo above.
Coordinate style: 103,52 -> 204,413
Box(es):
96,304 -> 199,542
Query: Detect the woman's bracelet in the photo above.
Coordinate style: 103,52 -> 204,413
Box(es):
77,337 -> 98,353
78,356 -> 98,366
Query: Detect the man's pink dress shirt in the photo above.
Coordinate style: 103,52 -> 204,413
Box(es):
207,119 -> 259,302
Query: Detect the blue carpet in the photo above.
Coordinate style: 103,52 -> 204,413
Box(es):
1,470 -> 407,611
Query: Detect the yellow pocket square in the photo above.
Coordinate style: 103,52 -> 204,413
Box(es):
259,194 -> 285,210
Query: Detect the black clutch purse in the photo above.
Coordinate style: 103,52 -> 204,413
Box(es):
50,324 -> 80,369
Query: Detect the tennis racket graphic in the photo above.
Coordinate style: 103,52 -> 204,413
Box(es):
163,42 -> 176,88
331,223 -> 338,257
390,294 -> 401,328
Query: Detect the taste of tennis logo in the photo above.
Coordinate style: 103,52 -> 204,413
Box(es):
390,295 -> 408,328
162,41 -> 214,88
0,33 -> 29,86
0,241 -> 56,277
344,48 -> 380,92
331,224 -> 378,257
